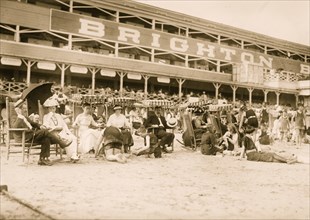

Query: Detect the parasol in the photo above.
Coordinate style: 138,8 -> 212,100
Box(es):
15,83 -> 54,115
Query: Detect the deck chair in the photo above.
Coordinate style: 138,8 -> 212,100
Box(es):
37,100 -> 62,159
182,112 -> 200,151
5,97 -> 41,162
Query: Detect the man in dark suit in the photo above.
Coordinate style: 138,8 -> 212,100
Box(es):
13,102 -> 72,166
145,106 -> 174,153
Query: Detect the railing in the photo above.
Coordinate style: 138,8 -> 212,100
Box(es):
0,81 -> 27,94
263,69 -> 301,82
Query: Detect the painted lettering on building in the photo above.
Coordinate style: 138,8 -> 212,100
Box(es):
51,9 -> 308,74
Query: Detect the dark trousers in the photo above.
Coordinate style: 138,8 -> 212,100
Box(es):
157,129 -> 175,147
28,129 -> 67,159
121,130 -> 134,147
121,129 -> 134,153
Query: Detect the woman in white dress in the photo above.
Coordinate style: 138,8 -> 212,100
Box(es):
72,103 -> 102,154
42,98 -> 79,162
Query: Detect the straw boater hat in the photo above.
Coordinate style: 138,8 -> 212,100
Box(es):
167,118 -> 178,128
113,105 -> 122,110
43,97 -> 59,107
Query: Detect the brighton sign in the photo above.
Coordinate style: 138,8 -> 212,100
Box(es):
50,9 -> 309,75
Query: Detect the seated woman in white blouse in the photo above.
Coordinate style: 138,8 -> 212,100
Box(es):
106,105 -> 134,153
72,102 -> 103,154
42,97 -> 79,162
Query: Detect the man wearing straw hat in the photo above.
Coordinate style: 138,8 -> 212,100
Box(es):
145,106 -> 174,153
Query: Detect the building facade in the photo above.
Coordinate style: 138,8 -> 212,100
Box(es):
1,0 -> 309,106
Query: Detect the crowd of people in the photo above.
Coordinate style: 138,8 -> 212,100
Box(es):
3,85 -> 309,166
189,101 -> 309,164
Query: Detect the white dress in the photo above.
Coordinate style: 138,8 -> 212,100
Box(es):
73,113 -> 101,154
43,112 -> 78,158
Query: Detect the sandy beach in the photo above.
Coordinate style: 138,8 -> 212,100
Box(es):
1,133 -> 309,220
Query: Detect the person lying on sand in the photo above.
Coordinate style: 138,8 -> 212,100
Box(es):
239,130 -> 299,164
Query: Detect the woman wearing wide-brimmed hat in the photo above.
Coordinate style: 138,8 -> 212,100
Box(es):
43,97 -> 80,162
106,105 -> 134,153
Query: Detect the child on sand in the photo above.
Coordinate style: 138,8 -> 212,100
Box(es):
278,110 -> 290,142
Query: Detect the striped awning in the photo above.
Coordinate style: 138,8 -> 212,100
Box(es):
206,104 -> 232,112
112,97 -> 136,107
143,99 -> 173,108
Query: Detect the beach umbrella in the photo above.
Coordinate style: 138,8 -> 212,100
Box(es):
14,83 -> 54,115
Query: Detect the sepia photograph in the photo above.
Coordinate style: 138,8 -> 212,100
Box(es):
0,0 -> 309,219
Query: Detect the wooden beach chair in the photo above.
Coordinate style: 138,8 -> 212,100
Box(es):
5,97 -> 41,162
182,112 -> 200,151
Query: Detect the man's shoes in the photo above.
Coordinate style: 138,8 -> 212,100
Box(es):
70,155 -> 80,163
88,149 -> 95,154
162,146 -> 172,154
38,159 -> 52,166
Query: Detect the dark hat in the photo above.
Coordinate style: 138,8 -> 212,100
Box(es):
82,102 -> 91,107
155,106 -> 162,109
193,107 -> 204,115
220,110 -> 227,118
113,105 -> 122,110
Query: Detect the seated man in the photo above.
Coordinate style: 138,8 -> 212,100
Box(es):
192,107 -> 207,140
145,106 -> 174,153
13,101 -> 72,166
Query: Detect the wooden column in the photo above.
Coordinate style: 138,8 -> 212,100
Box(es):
263,90 -> 269,103
142,75 -> 150,100
56,63 -> 69,88
117,71 -> 126,97
295,94 -> 299,105
276,91 -> 280,105
247,87 -> 254,107
231,85 -> 238,105
213,83 -> 221,102
22,59 -> 36,85
176,78 -> 186,100
89,68 -> 99,95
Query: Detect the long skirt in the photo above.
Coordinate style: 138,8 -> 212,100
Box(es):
79,128 -> 102,154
